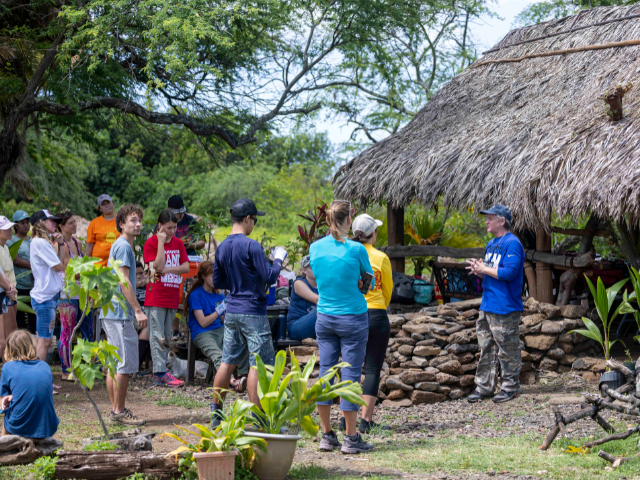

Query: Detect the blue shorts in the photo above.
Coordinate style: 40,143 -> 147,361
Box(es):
316,311 -> 369,411
33,294 -> 60,340
222,313 -> 275,367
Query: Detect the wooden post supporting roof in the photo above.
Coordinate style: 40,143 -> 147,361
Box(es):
387,205 -> 405,273
536,228 -> 554,303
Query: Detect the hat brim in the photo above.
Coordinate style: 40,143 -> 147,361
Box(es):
374,219 -> 383,227
256,211 -> 266,216
479,209 -> 496,216
169,207 -> 187,214
0,223 -> 15,230
12,215 -> 29,222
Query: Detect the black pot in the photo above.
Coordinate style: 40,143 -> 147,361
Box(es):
624,361 -> 636,373
599,370 -> 625,391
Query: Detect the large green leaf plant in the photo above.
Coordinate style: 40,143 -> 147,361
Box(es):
250,350 -> 366,436
64,256 -> 130,437
621,267 -> 640,343
162,399 -> 267,478
569,276 -> 629,362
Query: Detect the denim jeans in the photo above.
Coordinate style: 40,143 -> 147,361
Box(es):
221,313 -> 275,367
287,309 -> 317,340
315,311 -> 369,411
33,294 -> 60,339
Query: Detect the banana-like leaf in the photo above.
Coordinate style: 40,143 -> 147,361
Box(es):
8,238 -> 22,261
17,300 -> 34,314
165,446 -> 192,459
160,433 -> 191,446
261,391 -> 280,417
235,436 -> 267,451
300,415 -> 319,436
269,350 -> 286,393
254,354 -> 272,396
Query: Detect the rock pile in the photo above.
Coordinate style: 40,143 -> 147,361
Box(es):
288,296 -> 603,407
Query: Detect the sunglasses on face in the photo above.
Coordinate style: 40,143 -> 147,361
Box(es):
333,200 -> 356,217
250,215 -> 258,226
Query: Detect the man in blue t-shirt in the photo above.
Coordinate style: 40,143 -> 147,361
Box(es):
466,204 -> 524,404
209,198 -> 287,427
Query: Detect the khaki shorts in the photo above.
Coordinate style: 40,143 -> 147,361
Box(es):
102,319 -> 139,375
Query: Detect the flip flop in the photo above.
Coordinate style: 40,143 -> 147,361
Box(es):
53,384 -> 62,390
53,390 -> 59,396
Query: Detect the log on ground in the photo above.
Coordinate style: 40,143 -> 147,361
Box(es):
55,451 -> 180,480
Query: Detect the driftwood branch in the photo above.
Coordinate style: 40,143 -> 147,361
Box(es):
584,425 -> 640,448
55,451 -> 179,480
598,450 -> 639,468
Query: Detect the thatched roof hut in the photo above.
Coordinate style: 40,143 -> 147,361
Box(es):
333,5 -> 640,230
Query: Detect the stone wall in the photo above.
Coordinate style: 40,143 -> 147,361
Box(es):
289,297 -> 603,407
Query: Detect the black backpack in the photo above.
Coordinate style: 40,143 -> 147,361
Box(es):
391,271 -> 414,304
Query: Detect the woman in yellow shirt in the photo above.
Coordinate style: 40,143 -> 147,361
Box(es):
351,213 -> 393,434
85,194 -> 120,267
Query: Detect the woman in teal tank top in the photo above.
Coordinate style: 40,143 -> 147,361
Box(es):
309,200 -> 375,454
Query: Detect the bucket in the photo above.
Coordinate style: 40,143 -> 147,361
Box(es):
599,370 -> 625,392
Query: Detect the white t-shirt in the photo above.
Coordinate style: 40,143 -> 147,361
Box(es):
30,238 -> 64,304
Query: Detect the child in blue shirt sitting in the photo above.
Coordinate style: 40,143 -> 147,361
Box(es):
1,330 -> 59,438
184,261 -> 249,392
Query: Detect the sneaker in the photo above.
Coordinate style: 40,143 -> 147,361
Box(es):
319,430 -> 342,451
467,389 -> 492,403
338,416 -> 346,432
210,403 -> 224,429
341,433 -> 374,454
492,388 -> 522,404
359,418 -> 391,434
231,376 -> 247,393
109,408 -> 146,427
153,372 -> 184,387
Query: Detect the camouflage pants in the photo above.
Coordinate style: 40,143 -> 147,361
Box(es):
475,311 -> 522,394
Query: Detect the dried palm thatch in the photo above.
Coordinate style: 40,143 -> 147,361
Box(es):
334,5 -> 640,230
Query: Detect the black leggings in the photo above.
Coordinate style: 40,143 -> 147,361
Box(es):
362,309 -> 391,397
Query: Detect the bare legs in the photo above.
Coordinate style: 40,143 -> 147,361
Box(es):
212,363 -> 261,408
106,373 -> 130,414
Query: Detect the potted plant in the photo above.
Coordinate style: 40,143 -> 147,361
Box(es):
570,275 -> 629,390
162,399 -> 267,480
245,350 -> 366,480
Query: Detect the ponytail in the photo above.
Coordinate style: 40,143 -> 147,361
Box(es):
326,201 -> 351,243
183,260 -> 218,314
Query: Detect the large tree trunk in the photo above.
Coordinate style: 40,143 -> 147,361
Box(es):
615,218 -> 640,269
55,451 -> 180,480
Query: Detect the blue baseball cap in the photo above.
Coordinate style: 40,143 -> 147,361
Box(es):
12,210 -> 29,222
479,204 -> 512,223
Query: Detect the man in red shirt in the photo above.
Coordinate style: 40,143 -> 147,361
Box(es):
144,210 -> 190,387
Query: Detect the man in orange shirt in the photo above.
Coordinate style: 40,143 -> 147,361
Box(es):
86,194 -> 120,266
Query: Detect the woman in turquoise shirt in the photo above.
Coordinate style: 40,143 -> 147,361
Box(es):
310,200 -> 374,455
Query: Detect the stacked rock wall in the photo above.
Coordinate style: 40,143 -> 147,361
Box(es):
289,296 -> 603,407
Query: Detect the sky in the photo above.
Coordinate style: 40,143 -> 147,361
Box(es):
317,0 -> 540,146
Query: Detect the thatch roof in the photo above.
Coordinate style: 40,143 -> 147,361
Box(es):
333,6 -> 640,230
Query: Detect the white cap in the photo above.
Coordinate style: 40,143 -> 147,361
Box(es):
0,216 -> 15,231
352,213 -> 383,236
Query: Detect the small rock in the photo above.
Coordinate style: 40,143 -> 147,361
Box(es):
413,356 -> 429,367
456,352 -> 475,364
521,314 -> 546,327
410,391 -> 447,405
382,398 -> 412,408
435,372 -> 459,384
461,309 -> 479,318
560,354 -> 576,366
528,350 -> 545,362
582,371 -> 600,383
448,328 -> 477,345
402,324 -> 431,335
446,325 -> 465,335
539,357 -> 558,371
415,382 -> 439,391
436,385 -> 451,395
395,337 -> 417,346
524,334 -> 558,351
437,360 -> 463,376
546,348 -> 565,360
461,362 -> 478,373
520,370 -> 536,385
411,332 -> 425,341
572,357 -> 606,372
448,343 -> 479,354
538,302 -> 561,318
521,362 -> 533,373
437,305 -> 460,316
416,339 -> 436,347
387,389 -> 405,400
458,375 -> 475,387
521,350 -> 533,362
429,355 -> 454,368
398,345 -> 415,356
414,346 -> 442,357
540,320 -> 564,334
401,370 -> 437,384
386,377 -> 414,392
557,342 -> 574,354
560,304 -> 587,319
